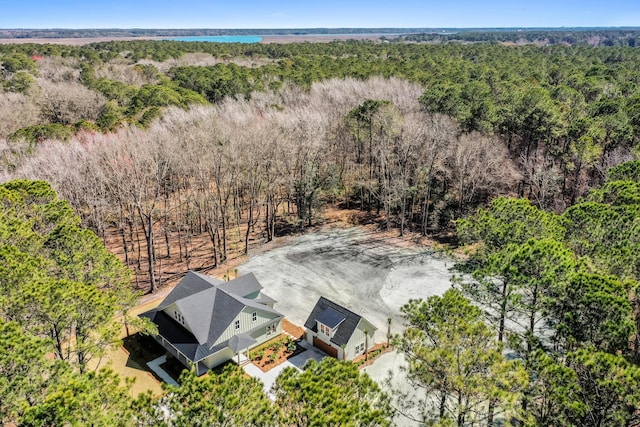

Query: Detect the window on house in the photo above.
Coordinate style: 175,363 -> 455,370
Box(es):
235,320 -> 240,330
266,324 -> 273,336
356,343 -> 365,354
252,311 -> 257,322
174,311 -> 184,325
320,324 -> 331,336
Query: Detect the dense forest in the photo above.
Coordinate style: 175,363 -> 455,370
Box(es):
1,36 -> 640,425
2,39 -> 640,288
399,28 -> 640,46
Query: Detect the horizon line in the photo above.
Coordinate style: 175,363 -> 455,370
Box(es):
2,26 -> 640,31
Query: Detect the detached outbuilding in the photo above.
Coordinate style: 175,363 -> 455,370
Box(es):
303,296 -> 377,361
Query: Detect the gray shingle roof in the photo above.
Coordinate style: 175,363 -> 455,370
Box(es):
141,271 -> 283,363
139,309 -> 213,362
206,290 -> 246,346
237,295 -> 282,317
175,287 -> 218,344
229,333 -> 257,353
158,271 -> 223,311
304,297 -> 371,347
216,272 -> 262,297
254,293 -> 276,304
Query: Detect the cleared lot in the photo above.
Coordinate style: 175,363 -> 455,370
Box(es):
239,227 -> 454,343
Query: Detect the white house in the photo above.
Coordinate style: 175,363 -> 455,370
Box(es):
140,271 -> 283,375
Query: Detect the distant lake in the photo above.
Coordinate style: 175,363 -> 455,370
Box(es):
170,36 -> 263,43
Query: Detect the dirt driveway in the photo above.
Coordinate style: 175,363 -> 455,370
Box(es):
238,227 -> 454,343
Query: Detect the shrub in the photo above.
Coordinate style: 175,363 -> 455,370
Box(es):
273,340 -> 284,352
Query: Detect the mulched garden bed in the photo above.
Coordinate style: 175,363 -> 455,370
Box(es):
250,335 -> 306,372
353,343 -> 393,368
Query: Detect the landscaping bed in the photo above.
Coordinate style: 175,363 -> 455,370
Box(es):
353,343 -> 393,368
250,335 -> 306,372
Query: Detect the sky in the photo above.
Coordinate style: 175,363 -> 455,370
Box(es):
1,0 -> 639,29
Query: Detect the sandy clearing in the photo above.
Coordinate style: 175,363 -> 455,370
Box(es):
238,227 -> 454,343
237,226 -> 450,426
363,350 -> 421,426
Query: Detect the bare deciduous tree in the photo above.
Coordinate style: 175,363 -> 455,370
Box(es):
0,92 -> 41,139
5,77 -> 522,292
36,78 -> 106,125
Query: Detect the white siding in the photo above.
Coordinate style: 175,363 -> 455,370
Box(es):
307,319 -> 377,361
337,343 -> 345,360
213,307 -> 280,347
201,320 -> 282,370
345,319 -> 377,361
252,319 -> 282,347
307,328 -> 342,359
202,348 -> 235,369
314,322 -> 334,344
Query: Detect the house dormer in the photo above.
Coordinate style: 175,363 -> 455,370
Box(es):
315,307 -> 346,340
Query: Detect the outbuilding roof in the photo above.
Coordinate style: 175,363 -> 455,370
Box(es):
304,296 -> 373,347
316,307 -> 346,329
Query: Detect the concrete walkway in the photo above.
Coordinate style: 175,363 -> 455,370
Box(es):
243,341 -> 327,399
147,355 -> 179,387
